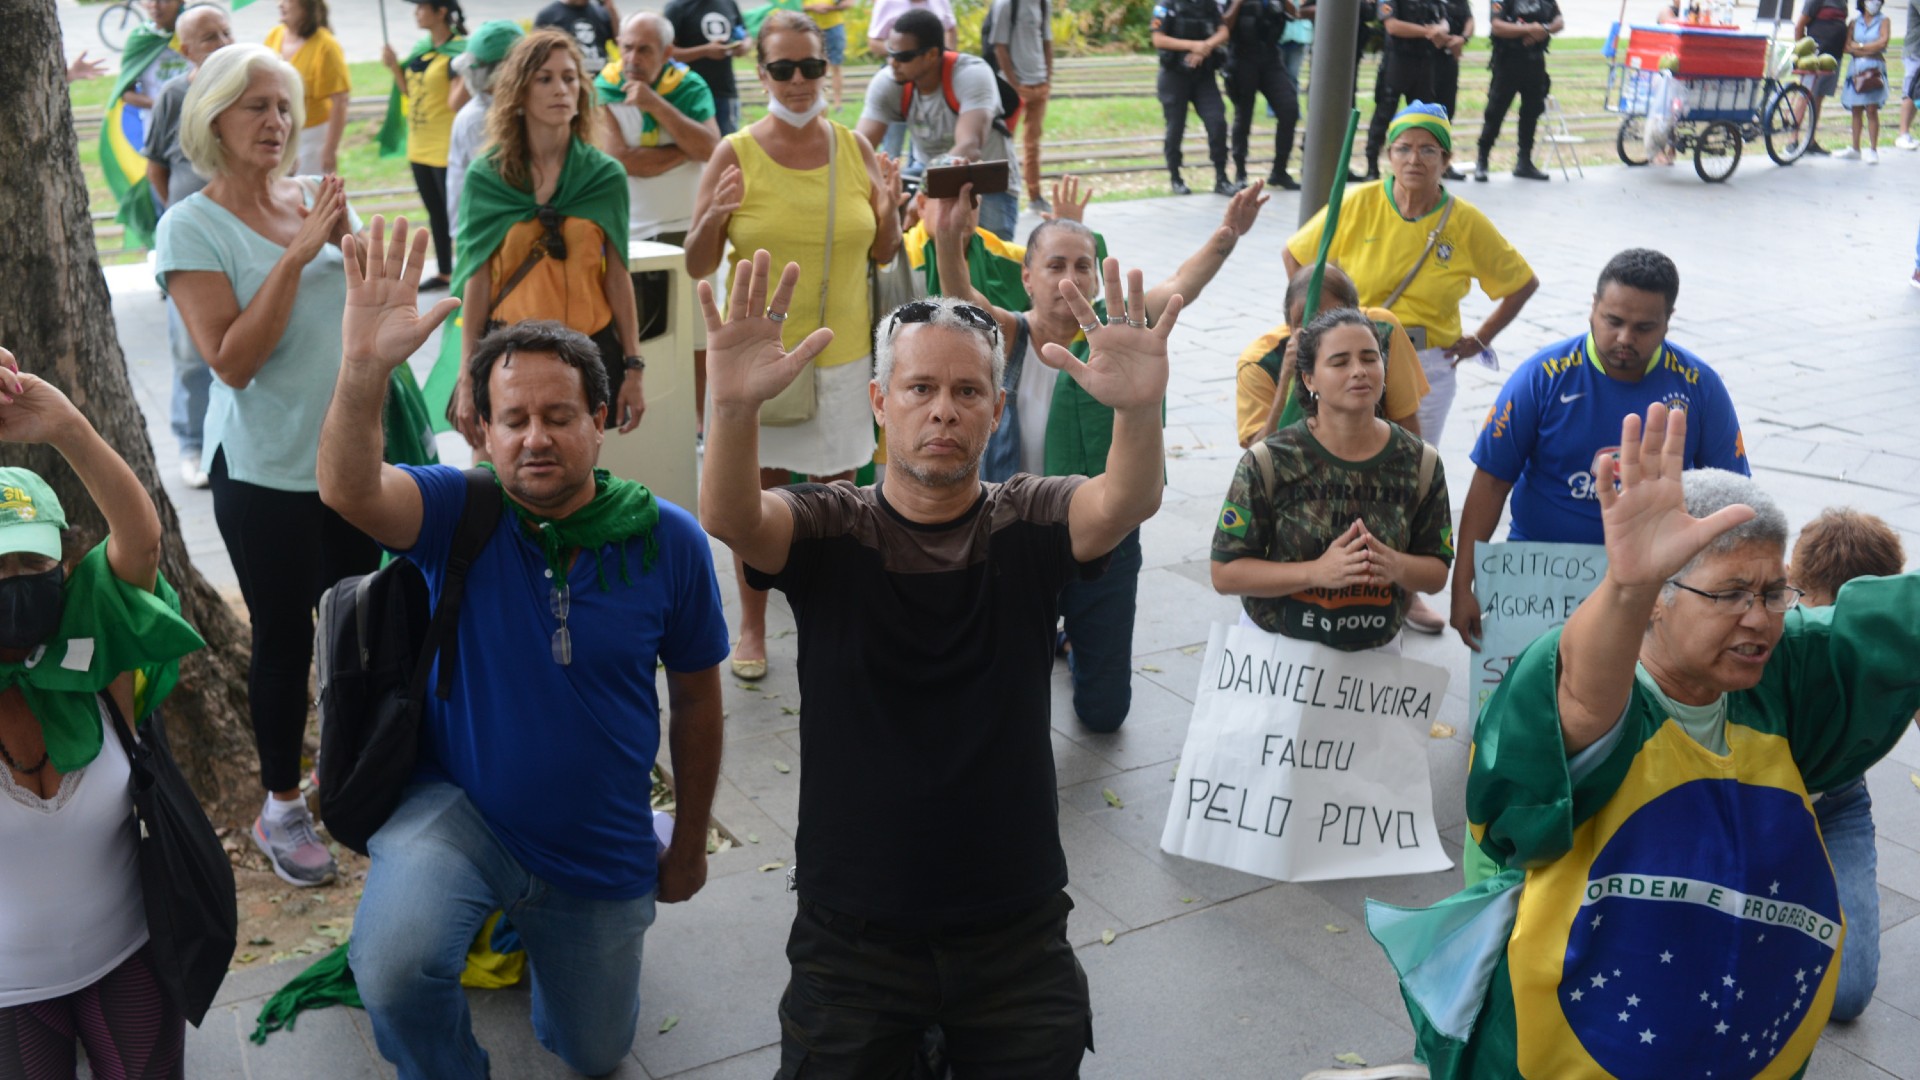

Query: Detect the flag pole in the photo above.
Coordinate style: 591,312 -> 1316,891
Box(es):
379,0 -> 391,47
1301,109 -> 1361,326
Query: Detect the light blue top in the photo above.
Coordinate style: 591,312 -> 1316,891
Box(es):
154,181 -> 359,492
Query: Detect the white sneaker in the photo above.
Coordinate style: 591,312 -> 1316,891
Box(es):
1832,146 -> 1861,160
1865,147 -> 1879,164
179,455 -> 209,489
1896,133 -> 1919,150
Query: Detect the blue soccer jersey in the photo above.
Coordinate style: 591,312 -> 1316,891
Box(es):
1471,334 -> 1748,544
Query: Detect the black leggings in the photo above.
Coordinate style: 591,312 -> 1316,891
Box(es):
411,162 -> 453,277
209,451 -> 380,794
1227,50 -> 1301,177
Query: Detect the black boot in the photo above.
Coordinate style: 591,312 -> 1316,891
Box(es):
1513,153 -> 1550,181
1442,165 -> 1466,180
1232,162 -> 1249,191
1170,172 -> 1192,195
1473,149 -> 1490,182
1268,169 -> 1300,190
1213,169 -> 1238,196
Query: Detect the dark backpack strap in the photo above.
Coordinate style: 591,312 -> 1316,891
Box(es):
408,469 -> 506,704
1005,314 -> 1031,392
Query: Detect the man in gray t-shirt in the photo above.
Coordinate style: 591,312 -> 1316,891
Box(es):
1898,0 -> 1919,148
857,8 -> 1021,239
143,76 -> 206,208
988,0 -> 1052,213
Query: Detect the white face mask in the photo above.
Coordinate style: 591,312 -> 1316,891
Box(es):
1866,1 -> 1882,13
767,91 -> 829,128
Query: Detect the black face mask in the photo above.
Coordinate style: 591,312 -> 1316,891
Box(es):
0,566 -> 65,651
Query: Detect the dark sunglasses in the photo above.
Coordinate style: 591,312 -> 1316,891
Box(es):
887,44 -> 935,63
763,58 -> 828,81
886,300 -> 1001,347
536,206 -> 568,261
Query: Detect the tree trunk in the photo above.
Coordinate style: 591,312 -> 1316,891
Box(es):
3,0 -> 259,829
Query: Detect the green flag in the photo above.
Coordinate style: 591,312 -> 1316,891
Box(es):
100,23 -> 178,250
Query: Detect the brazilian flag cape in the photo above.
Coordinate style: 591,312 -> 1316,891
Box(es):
742,0 -> 803,37
101,23 -> 180,250
591,58 -> 716,133
377,35 -> 469,159
1365,573 -> 1920,1079
426,138 -> 630,428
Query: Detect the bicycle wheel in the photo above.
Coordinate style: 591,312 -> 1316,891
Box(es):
1764,83 -> 1816,165
1693,120 -> 1743,182
97,0 -> 140,52
1616,116 -> 1650,166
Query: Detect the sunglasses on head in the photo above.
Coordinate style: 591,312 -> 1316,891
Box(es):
887,44 -> 935,63
763,57 -> 828,81
886,300 -> 1001,347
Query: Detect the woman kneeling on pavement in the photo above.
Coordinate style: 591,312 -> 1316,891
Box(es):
1209,308 -> 1453,655
0,350 -> 204,1078
1284,101 -> 1536,634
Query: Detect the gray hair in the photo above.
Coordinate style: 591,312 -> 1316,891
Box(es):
872,297 -> 1006,394
180,44 -> 305,178
621,10 -> 674,42
1664,468 -> 1789,592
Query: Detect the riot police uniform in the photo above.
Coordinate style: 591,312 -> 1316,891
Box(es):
1363,0 -> 1448,177
1477,0 -> 1560,180
1224,0 -> 1302,189
1433,0 -> 1472,123
1153,0 -> 1234,195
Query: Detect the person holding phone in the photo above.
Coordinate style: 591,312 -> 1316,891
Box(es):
684,9 -> 902,680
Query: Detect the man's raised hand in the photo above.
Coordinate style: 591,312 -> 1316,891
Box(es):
699,250 -> 834,409
1037,257 -> 1179,411
342,217 -> 461,373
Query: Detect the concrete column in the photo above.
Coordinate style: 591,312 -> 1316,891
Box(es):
1299,0 -> 1363,224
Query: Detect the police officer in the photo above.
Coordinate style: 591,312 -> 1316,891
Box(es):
1152,0 -> 1236,195
1432,0 -> 1473,178
1477,0 -> 1562,180
1223,0 -> 1302,190
1362,0 -> 1451,179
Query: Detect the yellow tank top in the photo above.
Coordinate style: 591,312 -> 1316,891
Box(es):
725,124 -> 876,369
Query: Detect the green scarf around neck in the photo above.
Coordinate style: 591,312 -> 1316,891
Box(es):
0,543 -> 205,774
480,464 -> 660,590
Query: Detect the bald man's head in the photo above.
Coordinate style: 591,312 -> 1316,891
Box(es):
177,5 -> 235,67
616,12 -> 676,87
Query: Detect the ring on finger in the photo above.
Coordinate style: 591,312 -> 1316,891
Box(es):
1124,317 -> 1145,329
1078,320 -> 1102,334
768,310 -> 789,323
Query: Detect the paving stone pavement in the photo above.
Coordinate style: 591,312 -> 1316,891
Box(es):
97,150 -> 1920,1077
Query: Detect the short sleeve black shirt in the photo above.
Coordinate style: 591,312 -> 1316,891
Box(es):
534,0 -> 616,62
1491,0 -> 1559,55
1380,0 -> 1447,54
663,0 -> 746,98
745,476 -> 1107,927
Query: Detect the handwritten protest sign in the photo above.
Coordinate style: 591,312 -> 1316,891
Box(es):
1470,541 -> 1608,726
1160,624 -> 1453,882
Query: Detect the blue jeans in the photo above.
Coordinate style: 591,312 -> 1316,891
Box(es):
715,95 -> 742,136
350,782 -> 659,1079
882,119 -> 908,157
1815,777 -> 1880,1021
1059,529 -> 1142,733
978,190 -> 1019,242
1278,41 -> 1307,94
166,299 -> 211,459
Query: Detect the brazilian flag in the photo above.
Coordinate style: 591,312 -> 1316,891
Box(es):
101,23 -> 180,250
742,0 -> 804,37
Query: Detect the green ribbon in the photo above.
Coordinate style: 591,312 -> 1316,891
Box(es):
480,465 -> 660,590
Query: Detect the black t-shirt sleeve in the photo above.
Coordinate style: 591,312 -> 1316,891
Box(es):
998,474 -> 1106,587
742,482 -> 858,593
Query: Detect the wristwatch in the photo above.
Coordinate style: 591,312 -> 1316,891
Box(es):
623,355 -> 647,372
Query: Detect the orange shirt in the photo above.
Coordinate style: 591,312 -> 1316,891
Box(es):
265,25 -> 351,130
487,216 -> 614,334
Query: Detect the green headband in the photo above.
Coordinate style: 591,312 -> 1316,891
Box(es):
1386,114 -> 1452,153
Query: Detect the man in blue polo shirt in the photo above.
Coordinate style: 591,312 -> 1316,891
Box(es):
1449,248 -> 1748,649
316,221 -> 729,1079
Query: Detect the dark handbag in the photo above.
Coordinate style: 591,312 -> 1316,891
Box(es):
1853,64 -> 1886,93
315,469 -> 502,855
101,692 -> 238,1028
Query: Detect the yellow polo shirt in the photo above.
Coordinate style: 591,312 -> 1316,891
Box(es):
266,25 -> 351,131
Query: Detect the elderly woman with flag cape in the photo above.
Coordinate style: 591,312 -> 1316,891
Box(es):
430,29 -> 643,445
1366,404 -> 1920,1078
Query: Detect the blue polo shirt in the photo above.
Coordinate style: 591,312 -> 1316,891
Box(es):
1470,333 -> 1748,544
394,465 -> 730,900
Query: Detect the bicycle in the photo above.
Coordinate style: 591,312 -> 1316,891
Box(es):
97,0 -> 145,54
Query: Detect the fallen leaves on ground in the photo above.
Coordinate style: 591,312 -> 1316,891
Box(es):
1430,721 -> 1456,739
1324,923 -> 1348,934
1333,1051 -> 1369,1067
772,760 -> 791,774
1100,929 -> 1116,945
1102,788 -> 1124,809
758,860 -> 786,873
1139,664 -> 1163,673
659,1015 -> 679,1034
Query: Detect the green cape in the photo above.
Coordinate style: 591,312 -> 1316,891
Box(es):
103,23 -> 177,250
0,542 -> 204,773
426,138 -> 631,427
377,35 -> 469,159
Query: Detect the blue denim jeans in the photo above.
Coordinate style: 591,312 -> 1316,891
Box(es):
881,119 -> 908,157
1815,777 -> 1880,1021
1278,41 -> 1307,94
166,299 -> 211,458
977,191 -> 1019,242
1059,529 -> 1142,733
350,782 -> 659,1079
715,95 -> 742,136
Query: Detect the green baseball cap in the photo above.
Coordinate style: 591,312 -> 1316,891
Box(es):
467,19 -> 526,66
0,468 -> 66,562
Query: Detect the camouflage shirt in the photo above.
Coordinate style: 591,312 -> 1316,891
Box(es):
1211,421 -> 1454,650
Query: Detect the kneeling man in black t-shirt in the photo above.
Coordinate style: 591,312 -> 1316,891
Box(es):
700,250 -> 1182,1076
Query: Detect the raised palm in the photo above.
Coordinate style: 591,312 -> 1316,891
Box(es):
1596,405 -> 1755,590
1037,259 -> 1180,411
342,217 -> 461,372
699,250 -> 834,408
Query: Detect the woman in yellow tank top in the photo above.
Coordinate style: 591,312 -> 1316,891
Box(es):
685,8 -> 903,679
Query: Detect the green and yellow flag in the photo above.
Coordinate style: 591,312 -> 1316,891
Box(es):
100,23 -> 181,250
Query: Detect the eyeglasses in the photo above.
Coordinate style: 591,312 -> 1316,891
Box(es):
1666,580 -> 1804,615
1388,143 -> 1446,162
763,58 -> 828,81
550,582 -> 572,666
536,206 -> 568,261
887,44 -> 935,63
885,299 -> 1002,349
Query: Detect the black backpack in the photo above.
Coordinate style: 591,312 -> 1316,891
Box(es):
315,469 -> 502,854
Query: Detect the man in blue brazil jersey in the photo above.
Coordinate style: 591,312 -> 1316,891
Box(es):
1450,249 -> 1747,649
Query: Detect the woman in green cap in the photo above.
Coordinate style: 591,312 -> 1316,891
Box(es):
1284,100 -> 1536,634
0,350 -> 204,1073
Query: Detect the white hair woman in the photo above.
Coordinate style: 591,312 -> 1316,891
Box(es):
155,42 -> 377,891
1372,405 -> 1920,1076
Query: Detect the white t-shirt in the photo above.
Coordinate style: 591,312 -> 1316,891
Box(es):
860,53 -> 1019,185
445,95 -> 490,240
605,102 -> 702,239
867,0 -> 957,39
1014,328 -> 1058,477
